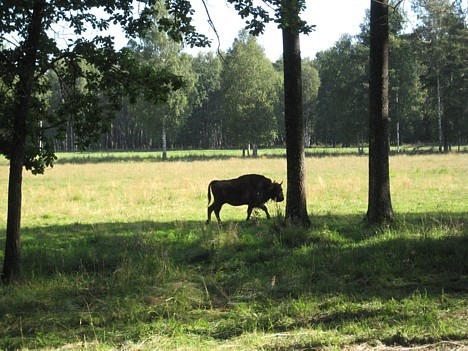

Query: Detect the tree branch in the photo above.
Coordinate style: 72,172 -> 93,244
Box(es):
200,0 -> 226,62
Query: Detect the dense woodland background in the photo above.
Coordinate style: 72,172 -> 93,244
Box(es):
44,0 -> 467,154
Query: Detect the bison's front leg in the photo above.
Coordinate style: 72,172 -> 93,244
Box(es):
259,204 -> 271,219
247,204 -> 271,220
246,191 -> 264,221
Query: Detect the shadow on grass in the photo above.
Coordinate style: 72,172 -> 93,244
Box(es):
0,212 -> 466,348
2,212 -> 465,296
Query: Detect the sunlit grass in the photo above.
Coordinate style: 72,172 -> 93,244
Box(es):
1,153 -> 466,228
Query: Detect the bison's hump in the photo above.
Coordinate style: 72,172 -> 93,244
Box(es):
235,174 -> 271,182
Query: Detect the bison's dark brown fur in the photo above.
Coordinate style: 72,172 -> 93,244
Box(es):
206,174 -> 284,223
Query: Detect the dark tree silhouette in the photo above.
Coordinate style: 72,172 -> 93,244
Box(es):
282,1 -> 310,226
3,0 -> 45,282
366,0 -> 394,224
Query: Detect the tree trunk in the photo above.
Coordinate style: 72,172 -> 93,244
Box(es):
162,128 -> 167,160
162,117 -> 167,160
282,23 -> 310,227
396,92 -> 400,153
366,0 -> 394,224
66,119 -> 74,151
3,0 -> 46,283
3,143 -> 26,283
437,73 -> 443,153
396,122 -> 400,153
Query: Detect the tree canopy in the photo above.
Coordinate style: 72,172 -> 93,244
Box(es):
0,0 -> 206,172
221,31 -> 280,151
0,0 -> 209,282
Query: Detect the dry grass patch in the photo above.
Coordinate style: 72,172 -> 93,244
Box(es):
0,154 -> 466,228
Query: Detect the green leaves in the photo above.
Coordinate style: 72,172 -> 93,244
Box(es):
23,136 -> 57,175
227,0 -> 315,35
0,0 -> 206,173
158,0 -> 210,47
221,32 -> 280,147
315,36 -> 369,146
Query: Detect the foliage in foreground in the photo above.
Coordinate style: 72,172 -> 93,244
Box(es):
0,215 -> 466,350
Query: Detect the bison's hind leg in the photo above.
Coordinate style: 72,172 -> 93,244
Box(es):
246,205 -> 254,221
207,205 -> 214,224
206,206 -> 212,224
214,204 -> 223,222
207,202 -> 223,223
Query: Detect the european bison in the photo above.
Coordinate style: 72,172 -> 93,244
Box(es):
206,174 -> 284,223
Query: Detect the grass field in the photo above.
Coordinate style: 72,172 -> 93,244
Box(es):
0,152 -> 467,350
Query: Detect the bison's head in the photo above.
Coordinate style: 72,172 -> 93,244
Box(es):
272,181 -> 284,202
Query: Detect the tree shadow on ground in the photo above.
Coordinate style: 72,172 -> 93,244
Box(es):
3,211 -> 465,298
0,212 -> 466,348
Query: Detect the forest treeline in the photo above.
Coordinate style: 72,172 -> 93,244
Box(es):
49,0 -> 466,154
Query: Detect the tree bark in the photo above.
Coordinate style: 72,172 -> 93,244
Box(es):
366,0 -> 394,224
282,25 -> 310,226
2,0 -> 46,283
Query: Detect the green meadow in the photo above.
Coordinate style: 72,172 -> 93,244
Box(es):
0,152 -> 467,350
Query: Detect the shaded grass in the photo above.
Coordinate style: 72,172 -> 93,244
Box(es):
0,215 -> 466,350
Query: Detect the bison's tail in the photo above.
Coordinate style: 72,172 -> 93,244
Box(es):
207,181 -> 213,206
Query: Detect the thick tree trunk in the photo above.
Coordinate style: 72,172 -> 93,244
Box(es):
282,26 -> 310,227
366,0 -> 394,224
2,0 -> 45,283
3,143 -> 25,282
